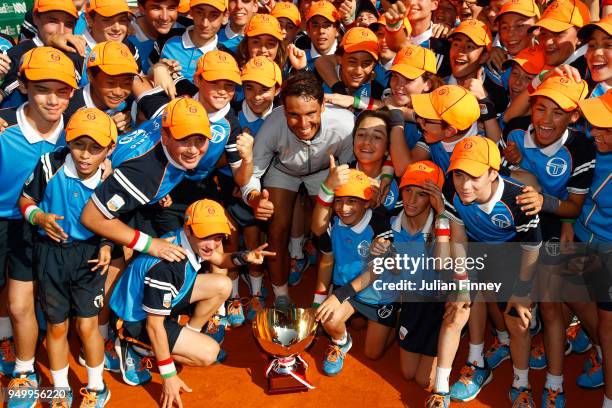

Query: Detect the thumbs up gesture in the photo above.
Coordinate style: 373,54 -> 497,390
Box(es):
463,67 -> 487,100
370,237 -> 391,256
324,155 -> 351,191
247,189 -> 275,221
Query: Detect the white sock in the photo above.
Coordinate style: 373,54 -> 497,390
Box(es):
217,303 -> 226,317
231,277 -> 240,299
98,323 -> 109,341
250,275 -> 263,296
468,342 -> 485,367
289,236 -> 304,259
604,394 -> 612,408
596,345 -> 603,360
14,357 -> 35,373
51,365 -> 69,389
545,372 -> 563,392
434,367 -> 451,393
185,323 -> 200,333
530,305 -> 538,329
512,366 -> 529,389
496,330 -> 510,346
86,362 -> 104,391
0,317 -> 12,339
332,331 -> 347,346
272,284 -> 289,298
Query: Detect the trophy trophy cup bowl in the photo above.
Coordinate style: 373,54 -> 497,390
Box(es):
252,307 -> 318,394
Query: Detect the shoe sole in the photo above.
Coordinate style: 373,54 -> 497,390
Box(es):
115,339 -> 149,387
78,354 -> 120,373
451,371 -> 493,402
571,343 -> 592,354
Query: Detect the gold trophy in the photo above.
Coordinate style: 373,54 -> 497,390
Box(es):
252,308 -> 318,394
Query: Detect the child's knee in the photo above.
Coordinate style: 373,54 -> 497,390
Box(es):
76,317 -> 99,338
364,346 -> 384,361
47,321 -> 69,340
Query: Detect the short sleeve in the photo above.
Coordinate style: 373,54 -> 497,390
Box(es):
142,262 -> 183,315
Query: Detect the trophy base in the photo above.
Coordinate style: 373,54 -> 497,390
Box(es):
267,358 -> 311,394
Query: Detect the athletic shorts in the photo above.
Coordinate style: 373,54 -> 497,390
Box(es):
263,164 -> 328,196
348,297 -> 399,328
34,237 -> 106,323
0,217 -> 35,284
398,301 -> 444,357
112,285 -> 193,352
217,172 -> 262,229
539,213 -> 567,266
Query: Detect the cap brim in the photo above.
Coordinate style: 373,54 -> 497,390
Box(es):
531,88 -> 577,111
190,0 -> 226,11
99,64 -> 139,76
92,7 -> 133,17
343,44 -> 379,60
36,6 -> 78,18
578,22 -> 612,41
67,132 -> 114,147
168,124 -> 212,140
247,28 -> 283,41
494,9 -> 536,23
191,222 -> 230,238
412,93 -> 442,121
202,70 -> 242,85
24,69 -> 77,88
446,159 -> 490,177
399,177 -> 426,189
390,64 -> 425,80
579,97 -> 612,128
306,12 -> 336,23
448,31 -> 490,50
241,73 -> 277,88
531,18 -> 574,33
274,13 -> 301,26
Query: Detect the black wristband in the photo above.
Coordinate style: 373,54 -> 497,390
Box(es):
333,284 -> 357,303
99,239 -> 114,251
542,193 -> 560,214
389,109 -> 405,128
231,251 -> 249,266
512,279 -> 532,297
478,98 -> 497,121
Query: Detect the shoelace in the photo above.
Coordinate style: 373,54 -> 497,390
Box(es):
8,376 -> 35,389
104,339 -> 118,359
426,394 -> 446,408
207,317 -> 221,334
325,345 -> 342,363
0,338 -> 15,362
458,362 -> 476,385
545,387 -> 561,408
51,395 -> 71,408
531,344 -> 545,359
512,389 -> 533,408
140,356 -> 153,372
79,388 -> 98,408
587,349 -> 601,375
566,324 -> 581,341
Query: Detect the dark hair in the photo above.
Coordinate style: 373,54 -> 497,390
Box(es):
88,66 -> 102,79
137,0 -> 179,7
236,36 -> 287,69
353,109 -> 392,150
280,71 -> 324,105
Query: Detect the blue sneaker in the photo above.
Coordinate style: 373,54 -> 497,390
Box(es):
79,383 -> 110,407
0,336 -> 16,375
567,324 -> 591,354
509,386 -> 535,407
577,350 -> 603,389
227,299 -> 246,327
425,392 -> 450,408
7,370 -> 39,408
246,295 -> 265,321
542,387 -> 565,407
305,239 -> 317,265
485,338 -> 511,369
322,334 -> 352,376
103,337 -> 120,373
216,348 -> 227,364
288,255 -> 309,287
51,389 -> 73,408
115,338 -> 152,386
449,361 -> 492,402
529,343 -> 547,370
203,315 -> 227,344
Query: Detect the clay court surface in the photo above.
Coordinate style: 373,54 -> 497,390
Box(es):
2,266 -> 604,407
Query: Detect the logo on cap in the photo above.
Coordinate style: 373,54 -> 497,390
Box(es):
87,112 -> 96,120
50,52 -> 60,61
403,48 -> 413,57
438,88 -> 447,95
218,53 -> 228,62
418,163 -> 428,171
467,20 -> 477,25
254,59 -> 263,67
559,77 -> 570,84
207,206 -> 216,215
463,141 -> 474,150
120,49 -> 129,57
188,105 -> 198,113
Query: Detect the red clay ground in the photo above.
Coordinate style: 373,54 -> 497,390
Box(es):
3,265 -> 604,407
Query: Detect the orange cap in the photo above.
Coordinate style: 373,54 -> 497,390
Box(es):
185,199 -> 231,238
494,0 -> 540,23
447,136 -> 501,177
178,0 -> 190,13
579,89 -> 612,128
190,0 -> 227,11
373,14 -> 412,36
532,0 -> 590,33
305,1 -> 339,23
86,0 -> 133,17
448,18 -> 493,51
390,45 -> 437,80
340,27 -> 379,60
334,169 -> 373,200
66,108 -> 118,147
195,50 -> 241,85
162,97 -> 212,140
502,46 -> 548,75
578,14 -> 612,40
412,85 -> 480,131
399,161 -> 445,190
34,0 -> 78,18
245,14 -> 284,41
241,56 -> 282,88
87,41 -> 139,76
271,2 -> 301,27
530,74 -> 589,111
19,47 -> 77,88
